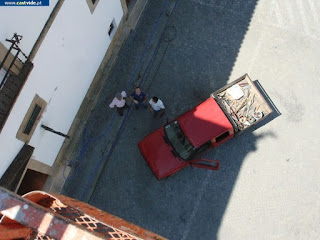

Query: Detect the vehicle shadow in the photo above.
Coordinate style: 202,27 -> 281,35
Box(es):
166,122 -> 277,240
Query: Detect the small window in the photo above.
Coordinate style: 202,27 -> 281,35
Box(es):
86,0 -> 100,14
216,131 -> 230,143
23,104 -> 42,135
108,19 -> 117,40
16,94 -> 47,143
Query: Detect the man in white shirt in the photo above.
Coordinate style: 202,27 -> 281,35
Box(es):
109,91 -> 127,116
148,96 -> 165,118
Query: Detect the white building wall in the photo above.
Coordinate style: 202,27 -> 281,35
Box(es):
0,0 -> 123,177
0,2 -> 57,55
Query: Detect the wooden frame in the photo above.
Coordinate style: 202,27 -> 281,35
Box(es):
86,0 -> 101,14
16,94 -> 47,143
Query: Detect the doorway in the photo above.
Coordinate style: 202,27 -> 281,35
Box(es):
17,169 -> 48,196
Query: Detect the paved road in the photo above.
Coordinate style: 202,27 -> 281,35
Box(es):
63,0 -> 320,239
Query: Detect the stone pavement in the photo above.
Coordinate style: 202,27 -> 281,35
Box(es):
62,0 -> 320,239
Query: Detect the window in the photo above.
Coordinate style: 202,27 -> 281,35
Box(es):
108,18 -> 117,40
16,94 -> 47,143
164,120 -> 195,160
86,0 -> 100,14
194,141 -> 212,155
216,131 -> 230,143
0,68 -> 9,89
0,41 -> 23,76
0,42 -> 32,132
23,104 -> 42,135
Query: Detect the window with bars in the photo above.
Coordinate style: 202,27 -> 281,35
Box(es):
16,94 -> 47,143
23,104 -> 42,135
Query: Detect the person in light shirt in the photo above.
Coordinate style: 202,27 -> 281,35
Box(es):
148,96 -> 165,118
109,91 -> 127,116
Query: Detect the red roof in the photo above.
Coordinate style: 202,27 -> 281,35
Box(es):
178,98 -> 233,148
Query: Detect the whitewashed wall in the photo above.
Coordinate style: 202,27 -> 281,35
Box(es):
0,0 -> 123,177
0,2 -> 57,55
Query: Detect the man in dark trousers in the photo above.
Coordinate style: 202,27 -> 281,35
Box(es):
109,91 -> 127,116
149,96 -> 165,118
130,87 -> 147,109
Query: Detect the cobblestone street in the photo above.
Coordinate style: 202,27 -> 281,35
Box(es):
63,0 -> 320,239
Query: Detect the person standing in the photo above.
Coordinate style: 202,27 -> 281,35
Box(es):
148,96 -> 165,117
130,87 -> 147,109
109,91 -> 127,116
